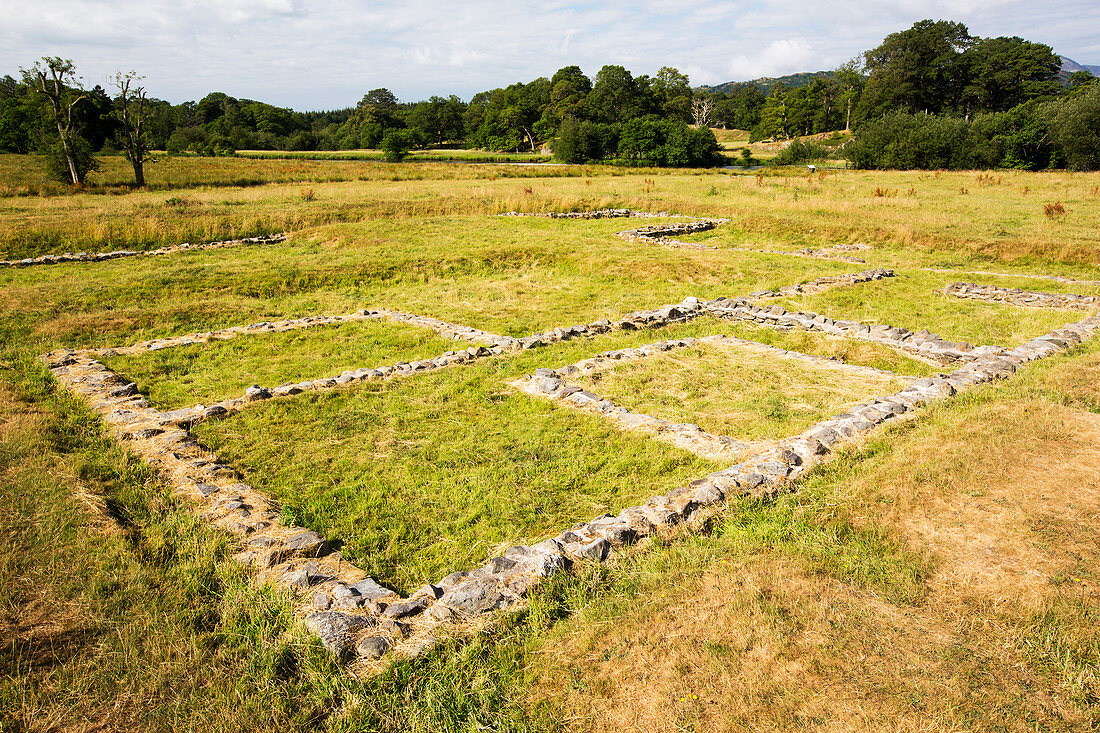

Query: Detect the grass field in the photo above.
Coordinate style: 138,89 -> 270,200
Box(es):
571,339 -> 908,439
2,155 -> 1099,732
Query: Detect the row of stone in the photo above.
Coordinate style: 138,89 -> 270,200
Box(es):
742,267 -> 895,300
1,233 -> 288,269
729,244 -> 869,265
91,308 -> 515,359
500,311 -> 1100,642
374,309 -> 518,349
615,220 -> 730,250
705,296 -> 993,366
943,282 -> 1099,311
512,334 -> 905,461
512,337 -> 747,461
499,209 -> 690,220
40,351 -> 414,659
922,268 -> 1100,286
44,272 -> 914,667
163,342 -> 510,428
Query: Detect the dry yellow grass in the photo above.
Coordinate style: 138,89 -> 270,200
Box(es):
531,393 -> 1100,731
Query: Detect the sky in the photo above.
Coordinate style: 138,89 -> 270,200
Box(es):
3,0 -> 1099,110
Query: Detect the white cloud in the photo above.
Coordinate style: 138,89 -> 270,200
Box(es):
727,38 -> 815,80
1,0 -> 1098,108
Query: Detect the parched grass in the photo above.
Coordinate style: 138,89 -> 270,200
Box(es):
101,319 -> 462,410
3,155 -> 1100,268
528,345 -> 1100,732
4,159 -> 1100,731
572,339 -> 907,439
195,358 -> 720,594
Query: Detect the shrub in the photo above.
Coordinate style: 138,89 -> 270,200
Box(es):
848,111 -> 976,170
44,138 -> 100,184
380,129 -> 418,162
772,139 -> 830,166
1043,85 -> 1100,171
616,117 -> 720,167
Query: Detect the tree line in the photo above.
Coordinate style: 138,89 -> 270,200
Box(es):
3,19 -> 1099,185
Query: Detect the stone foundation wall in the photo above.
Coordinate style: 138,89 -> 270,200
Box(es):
1,234 -> 287,268
615,220 -> 730,250
512,334 -> 906,462
46,212 -> 1100,676
944,282 -> 1100,310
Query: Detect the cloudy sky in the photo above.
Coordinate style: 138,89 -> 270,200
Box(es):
3,0 -> 1099,109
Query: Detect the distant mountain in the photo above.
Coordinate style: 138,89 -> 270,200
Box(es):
1059,56 -> 1100,84
699,70 -> 838,96
1061,57 -> 1100,76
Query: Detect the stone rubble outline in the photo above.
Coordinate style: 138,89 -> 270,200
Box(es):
944,282 -> 1100,310
44,304 -> 1100,671
614,220 -> 731,250
92,308 -> 516,359
499,209 -> 874,261
922,268 -> 1100,286
511,334 -> 908,462
1,234 -> 288,269
499,209 -> 700,220
728,243 -> 871,264
42,267 -> 910,670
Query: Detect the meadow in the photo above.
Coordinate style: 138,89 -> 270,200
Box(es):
1,153 -> 1099,732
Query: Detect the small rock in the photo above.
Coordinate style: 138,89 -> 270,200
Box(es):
356,635 -> 391,660
383,596 -> 431,619
305,612 -> 375,658
439,577 -> 509,616
283,530 -> 330,557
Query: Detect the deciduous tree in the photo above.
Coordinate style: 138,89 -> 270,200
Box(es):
23,57 -> 95,184
111,71 -> 152,187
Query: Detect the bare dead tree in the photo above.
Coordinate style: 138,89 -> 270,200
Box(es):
691,96 -> 714,128
25,57 -> 88,184
111,71 -> 151,188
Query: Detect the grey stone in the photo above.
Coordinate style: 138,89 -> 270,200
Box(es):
383,596 -> 431,619
331,584 -> 356,599
283,530 -> 330,557
195,483 -> 220,497
349,577 -> 398,601
245,385 -> 271,401
305,612 -> 375,658
736,472 -> 764,490
692,481 -> 723,505
537,376 -> 564,393
313,592 -> 332,610
487,556 -> 518,573
356,635 -> 391,660
440,577 -> 509,616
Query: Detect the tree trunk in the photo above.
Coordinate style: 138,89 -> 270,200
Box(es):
132,158 -> 144,188
47,93 -> 79,184
57,123 -> 79,185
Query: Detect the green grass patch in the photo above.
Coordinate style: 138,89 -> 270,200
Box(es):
101,319 -> 461,410
195,356 -> 720,594
572,339 -> 907,440
771,269 -> 1090,346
